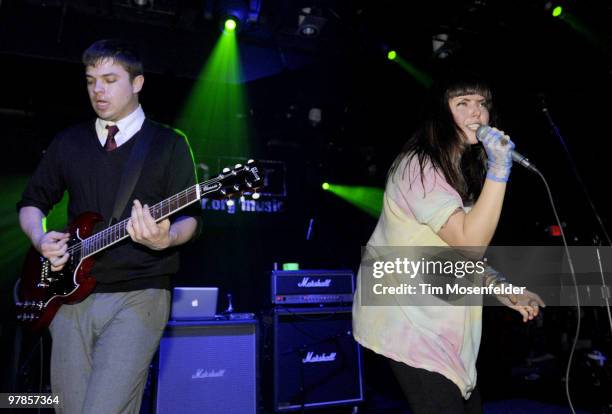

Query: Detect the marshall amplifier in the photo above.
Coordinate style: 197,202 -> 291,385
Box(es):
271,270 -> 355,305
153,319 -> 258,414
263,306 -> 363,412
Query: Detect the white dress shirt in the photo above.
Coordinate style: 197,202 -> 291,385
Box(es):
95,105 -> 146,148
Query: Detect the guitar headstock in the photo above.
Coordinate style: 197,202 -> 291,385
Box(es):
200,159 -> 264,200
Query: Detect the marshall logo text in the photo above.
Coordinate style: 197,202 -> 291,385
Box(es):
302,352 -> 337,363
297,277 -> 332,288
191,369 -> 226,379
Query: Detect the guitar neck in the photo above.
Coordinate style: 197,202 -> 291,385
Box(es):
79,178 -> 223,259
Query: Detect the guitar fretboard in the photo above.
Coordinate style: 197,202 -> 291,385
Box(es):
69,180 -> 222,259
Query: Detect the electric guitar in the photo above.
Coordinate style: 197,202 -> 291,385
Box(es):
14,160 -> 262,331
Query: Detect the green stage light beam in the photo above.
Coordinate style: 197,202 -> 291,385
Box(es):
390,54 -> 432,88
560,13 -> 602,49
325,184 -> 384,218
0,176 -> 69,287
176,29 -> 250,163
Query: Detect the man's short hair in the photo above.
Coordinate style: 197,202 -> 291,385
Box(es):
82,39 -> 143,79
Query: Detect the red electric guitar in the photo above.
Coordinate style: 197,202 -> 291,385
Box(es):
14,160 -> 262,331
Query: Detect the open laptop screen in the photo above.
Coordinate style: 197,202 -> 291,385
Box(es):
170,287 -> 219,321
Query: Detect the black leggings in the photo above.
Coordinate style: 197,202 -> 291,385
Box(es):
388,359 -> 483,414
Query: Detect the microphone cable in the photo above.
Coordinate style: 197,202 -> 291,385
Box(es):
596,248 -> 612,338
533,167 -> 580,414
540,98 -> 612,410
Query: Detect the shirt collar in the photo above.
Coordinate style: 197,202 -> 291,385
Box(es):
95,105 -> 146,148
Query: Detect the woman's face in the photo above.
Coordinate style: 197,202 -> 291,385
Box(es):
448,94 -> 490,145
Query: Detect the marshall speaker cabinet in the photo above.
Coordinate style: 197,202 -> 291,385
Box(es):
264,306 -> 363,412
154,319 -> 258,414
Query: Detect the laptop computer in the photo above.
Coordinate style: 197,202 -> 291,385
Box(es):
170,287 -> 219,321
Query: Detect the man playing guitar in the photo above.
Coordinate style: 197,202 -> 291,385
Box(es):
17,39 -> 201,413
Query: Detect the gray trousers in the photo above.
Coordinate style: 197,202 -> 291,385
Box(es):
49,288 -> 171,414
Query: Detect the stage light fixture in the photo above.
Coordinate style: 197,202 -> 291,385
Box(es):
224,18 -> 237,31
544,1 -> 564,18
322,182 -> 330,190
297,7 -> 326,38
432,33 -> 451,59
387,50 -> 397,61
308,107 -> 322,127
217,0 -> 260,33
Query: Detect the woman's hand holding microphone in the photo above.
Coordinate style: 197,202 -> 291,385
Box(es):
478,126 -> 515,183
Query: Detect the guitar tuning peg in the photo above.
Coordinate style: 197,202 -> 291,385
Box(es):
220,189 -> 227,196
245,180 -> 253,188
247,159 -> 254,164
252,192 -> 261,200
234,163 -> 243,169
222,167 -> 231,174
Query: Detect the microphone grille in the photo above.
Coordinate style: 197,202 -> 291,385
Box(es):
475,124 -> 491,142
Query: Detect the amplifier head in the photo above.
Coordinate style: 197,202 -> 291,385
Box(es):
271,270 -> 355,305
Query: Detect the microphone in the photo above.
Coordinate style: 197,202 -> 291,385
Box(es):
476,125 -> 539,173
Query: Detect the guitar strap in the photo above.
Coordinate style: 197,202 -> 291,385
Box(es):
109,120 -> 156,226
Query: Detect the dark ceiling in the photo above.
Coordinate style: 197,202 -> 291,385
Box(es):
2,0 -> 612,82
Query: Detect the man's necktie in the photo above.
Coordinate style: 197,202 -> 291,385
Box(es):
104,124 -> 119,152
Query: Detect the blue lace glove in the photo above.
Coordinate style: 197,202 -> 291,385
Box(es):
479,126 -> 515,182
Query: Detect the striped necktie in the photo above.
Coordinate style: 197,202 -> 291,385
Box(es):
104,124 -> 119,151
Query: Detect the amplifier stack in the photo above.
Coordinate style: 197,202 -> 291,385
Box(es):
149,270 -> 363,413
265,270 -> 363,412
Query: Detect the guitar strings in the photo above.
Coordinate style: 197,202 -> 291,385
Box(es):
67,185 -> 200,256
64,173 -> 228,257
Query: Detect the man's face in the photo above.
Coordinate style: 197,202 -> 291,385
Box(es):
86,58 -> 143,122
448,94 -> 490,145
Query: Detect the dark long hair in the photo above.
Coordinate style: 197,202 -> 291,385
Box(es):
389,77 -> 495,203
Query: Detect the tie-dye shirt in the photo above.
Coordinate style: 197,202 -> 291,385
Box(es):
352,155 -> 482,399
